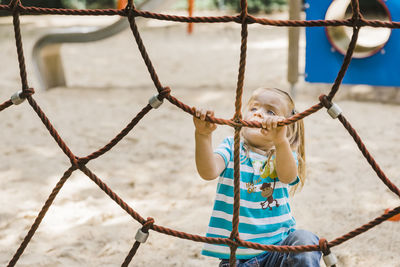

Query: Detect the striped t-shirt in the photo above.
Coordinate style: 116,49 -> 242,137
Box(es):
202,136 -> 299,259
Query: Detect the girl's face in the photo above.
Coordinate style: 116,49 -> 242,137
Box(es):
242,89 -> 291,150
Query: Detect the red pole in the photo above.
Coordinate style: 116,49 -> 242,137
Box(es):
117,0 -> 128,9
188,0 -> 194,34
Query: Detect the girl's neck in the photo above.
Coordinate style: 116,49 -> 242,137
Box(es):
244,141 -> 274,156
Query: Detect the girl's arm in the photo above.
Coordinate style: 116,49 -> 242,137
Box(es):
262,116 -> 298,184
193,109 -> 226,180
274,139 -> 298,184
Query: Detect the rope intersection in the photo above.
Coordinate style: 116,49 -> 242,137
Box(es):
1,0 -> 400,266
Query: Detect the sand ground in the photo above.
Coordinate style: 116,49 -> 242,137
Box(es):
0,7 -> 399,267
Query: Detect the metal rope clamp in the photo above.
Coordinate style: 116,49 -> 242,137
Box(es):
148,95 -> 163,109
11,90 -> 25,105
323,251 -> 338,266
327,102 -> 342,119
135,228 -> 149,243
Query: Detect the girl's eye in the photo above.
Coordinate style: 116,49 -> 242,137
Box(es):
267,110 -> 276,115
250,107 -> 257,112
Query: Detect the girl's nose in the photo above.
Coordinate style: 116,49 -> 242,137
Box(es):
253,111 -> 264,118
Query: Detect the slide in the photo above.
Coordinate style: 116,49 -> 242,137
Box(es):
32,0 -> 176,90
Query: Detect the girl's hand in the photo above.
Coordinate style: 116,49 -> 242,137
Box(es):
193,109 -> 217,136
261,116 -> 288,145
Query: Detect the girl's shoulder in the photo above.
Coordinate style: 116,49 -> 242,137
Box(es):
220,136 -> 245,149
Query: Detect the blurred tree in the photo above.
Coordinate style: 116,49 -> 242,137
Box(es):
222,0 -> 287,13
1,0 -> 63,8
0,0 -> 116,9
61,0 -> 115,9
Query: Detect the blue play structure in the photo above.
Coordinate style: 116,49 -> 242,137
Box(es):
305,0 -> 400,86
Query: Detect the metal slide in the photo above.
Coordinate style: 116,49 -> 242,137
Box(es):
32,0 -> 176,90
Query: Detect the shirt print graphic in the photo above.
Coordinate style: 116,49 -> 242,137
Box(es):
260,180 -> 279,210
246,157 -> 279,210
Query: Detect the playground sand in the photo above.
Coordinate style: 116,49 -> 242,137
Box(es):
1,11 -> 400,267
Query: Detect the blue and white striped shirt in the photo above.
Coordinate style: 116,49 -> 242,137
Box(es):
202,136 -> 299,259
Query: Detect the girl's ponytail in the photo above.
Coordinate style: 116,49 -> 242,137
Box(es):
290,116 -> 305,195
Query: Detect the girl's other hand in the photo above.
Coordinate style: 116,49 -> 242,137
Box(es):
261,115 -> 287,145
193,109 -> 217,136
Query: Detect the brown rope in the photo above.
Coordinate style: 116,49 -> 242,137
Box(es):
229,0 -> 249,264
26,96 -> 79,166
19,87 -> 35,98
11,0 -> 29,91
329,206 -> 400,247
7,166 -> 77,267
78,104 -> 153,164
78,165 -> 146,225
1,4 -> 400,28
122,217 -> 154,267
319,238 -> 330,256
0,88 -> 35,113
126,2 -> 164,93
8,101 -> 162,265
337,113 -> 400,197
319,239 -> 336,267
233,0 -> 248,121
166,91 -> 324,128
319,95 -> 400,198
327,23 -> 360,101
4,0 -> 400,265
0,99 -> 13,112
230,127 -> 241,267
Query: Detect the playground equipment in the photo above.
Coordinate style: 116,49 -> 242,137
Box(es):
287,0 -> 301,97
305,0 -> 400,86
187,0 -> 194,33
32,0 -> 176,90
325,0 -> 391,58
1,0 -> 400,266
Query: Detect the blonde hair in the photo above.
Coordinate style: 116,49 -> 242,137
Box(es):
245,87 -> 306,194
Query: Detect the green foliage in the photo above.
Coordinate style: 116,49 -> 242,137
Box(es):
173,0 -> 287,13
85,0 -> 115,9
61,0 -> 115,9
223,0 -> 287,13
173,0 -> 216,11
1,0 -> 63,8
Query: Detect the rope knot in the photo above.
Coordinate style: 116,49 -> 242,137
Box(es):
319,94 -> 332,109
158,86 -> 171,100
10,0 -> 21,12
240,0 -> 248,20
134,218 -> 153,244
319,94 -> 343,119
320,238 -> 338,266
318,238 -> 330,255
11,88 -> 34,105
20,88 -> 35,98
350,1 -> 363,29
142,217 -> 154,233
350,2 -> 362,21
232,115 -> 242,129
68,156 -> 79,168
148,88 -> 170,109
75,156 -> 88,167
125,0 -> 136,18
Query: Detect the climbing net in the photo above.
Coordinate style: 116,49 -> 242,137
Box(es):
1,0 -> 400,266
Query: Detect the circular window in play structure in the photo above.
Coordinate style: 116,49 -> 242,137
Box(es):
325,0 -> 392,58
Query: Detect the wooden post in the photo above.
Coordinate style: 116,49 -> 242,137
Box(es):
188,0 -> 194,34
288,0 -> 301,97
38,44 -> 66,89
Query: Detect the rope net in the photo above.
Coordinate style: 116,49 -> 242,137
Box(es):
1,0 -> 400,266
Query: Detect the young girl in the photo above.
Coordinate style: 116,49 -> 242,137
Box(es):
193,88 -> 321,266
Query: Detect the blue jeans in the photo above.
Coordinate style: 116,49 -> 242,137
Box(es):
219,230 -> 321,267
